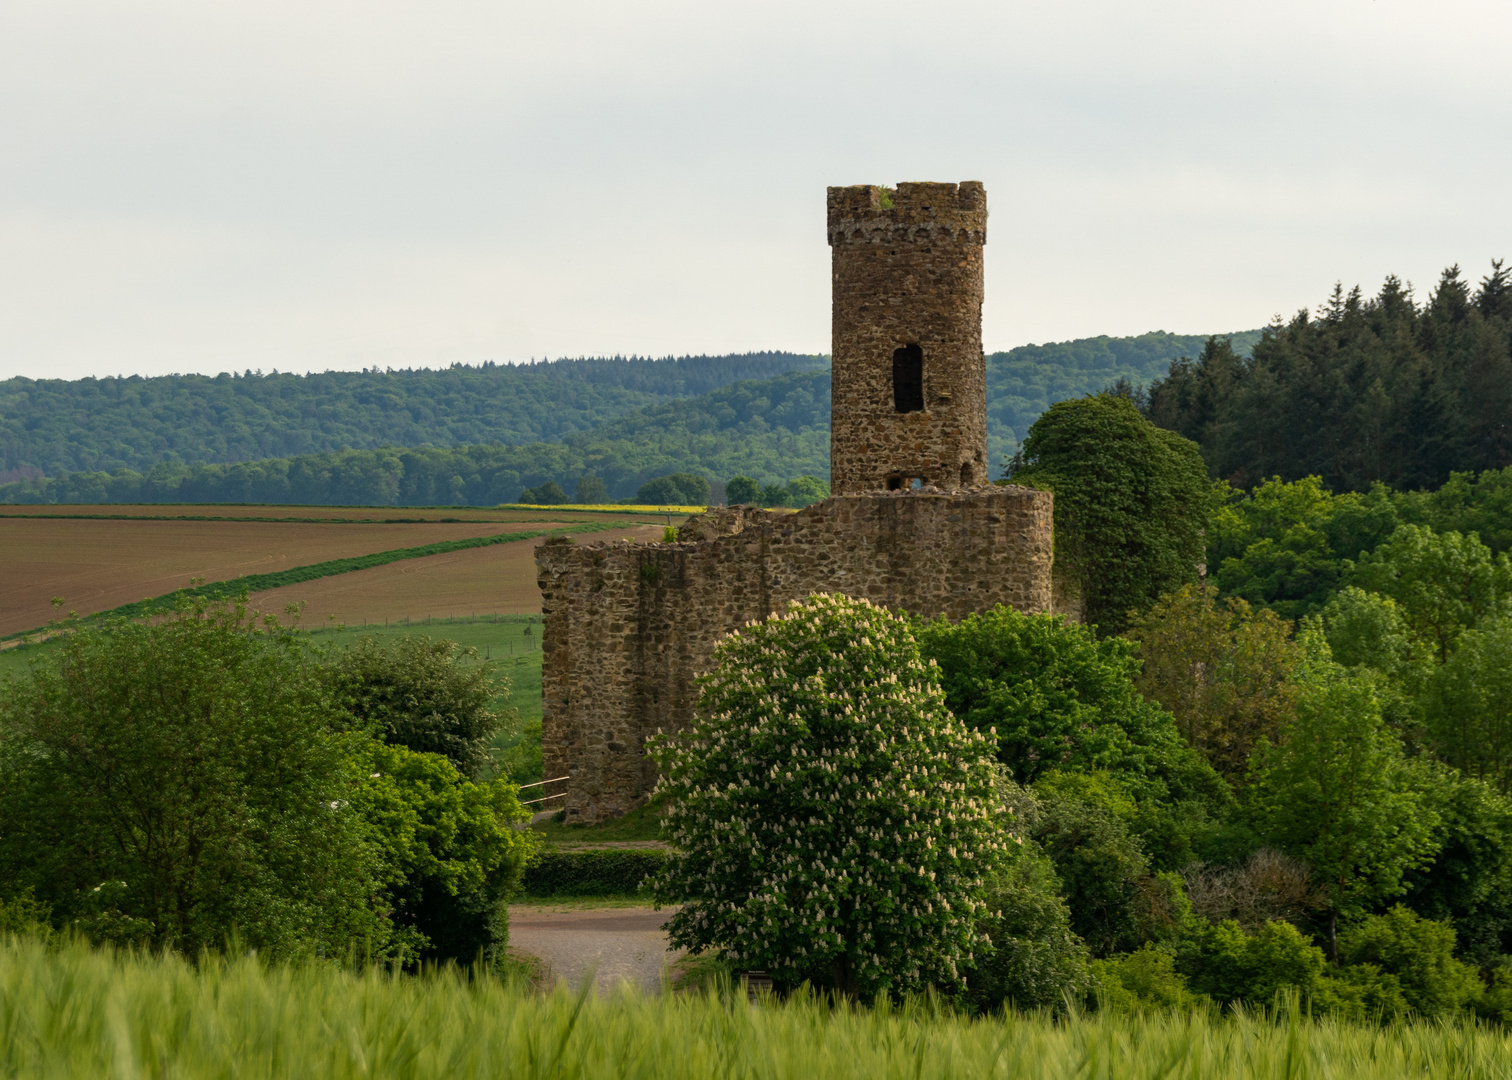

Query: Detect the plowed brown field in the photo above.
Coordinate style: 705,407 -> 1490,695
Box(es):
0,505 -> 664,523
246,524 -> 665,627
0,517 -> 591,637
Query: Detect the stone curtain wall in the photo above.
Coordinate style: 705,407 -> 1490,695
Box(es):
828,182 -> 989,495
537,486 -> 1052,822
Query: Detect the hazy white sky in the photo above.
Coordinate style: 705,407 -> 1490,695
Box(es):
2,0 -> 1510,380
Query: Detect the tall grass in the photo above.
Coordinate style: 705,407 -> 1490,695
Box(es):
2,936 -> 1509,1079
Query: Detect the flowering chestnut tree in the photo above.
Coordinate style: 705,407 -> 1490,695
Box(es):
648,593 -> 1010,1000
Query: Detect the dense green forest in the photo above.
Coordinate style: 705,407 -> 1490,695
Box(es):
0,372 -> 832,505
0,352 -> 826,480
0,331 -> 1255,505
1143,263 -> 1512,491
985,329 -> 1262,467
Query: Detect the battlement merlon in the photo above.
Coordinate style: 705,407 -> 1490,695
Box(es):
826,182 -> 987,246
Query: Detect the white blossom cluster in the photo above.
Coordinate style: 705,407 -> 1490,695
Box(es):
647,593 -> 1010,999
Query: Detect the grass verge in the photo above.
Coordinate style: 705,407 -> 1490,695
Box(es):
530,800 -> 666,844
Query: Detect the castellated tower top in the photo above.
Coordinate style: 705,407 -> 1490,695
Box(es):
827,181 -> 988,496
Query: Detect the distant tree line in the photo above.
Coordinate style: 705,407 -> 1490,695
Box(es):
0,373 -> 832,506
0,352 -> 826,478
1,332 -> 1259,503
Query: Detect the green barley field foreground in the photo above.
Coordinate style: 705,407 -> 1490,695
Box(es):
3,938 -> 1511,1080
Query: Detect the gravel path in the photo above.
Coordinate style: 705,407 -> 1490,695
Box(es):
508,906 -> 685,995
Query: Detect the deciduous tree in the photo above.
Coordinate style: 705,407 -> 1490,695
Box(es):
648,593 -> 1008,1000
1125,583 -> 1301,777
1246,636 -> 1440,958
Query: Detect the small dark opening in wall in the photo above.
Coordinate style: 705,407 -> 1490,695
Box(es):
887,476 -> 903,491
960,462 -> 974,486
892,344 -> 924,413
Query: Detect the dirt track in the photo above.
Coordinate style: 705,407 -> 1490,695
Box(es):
508,906 -> 684,995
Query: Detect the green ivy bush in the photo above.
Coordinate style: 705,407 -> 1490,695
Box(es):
648,593 -> 1009,1000
1008,392 -> 1210,634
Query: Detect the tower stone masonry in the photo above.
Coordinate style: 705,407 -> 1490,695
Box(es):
828,181 -> 989,496
537,181 -> 1056,822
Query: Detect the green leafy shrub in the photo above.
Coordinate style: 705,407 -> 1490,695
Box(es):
637,472 -> 710,505
521,849 -> 669,897
1398,770 -> 1512,964
783,475 -> 831,508
963,846 -> 1090,1012
724,475 -> 760,504
1024,784 -> 1151,957
0,601 -> 388,958
649,593 -> 1009,1000
574,475 -> 607,503
1311,964 -> 1410,1022
1348,524 -> 1512,662
1473,961 -> 1512,1024
1126,583 -> 1301,778
1246,634 -> 1441,954
1426,616 -> 1512,794
1089,946 -> 1200,1012
0,893 -> 52,940
1336,906 -> 1482,1019
519,480 -> 568,504
348,742 -> 535,966
1184,919 -> 1326,1005
918,605 -> 1219,801
327,635 -> 505,780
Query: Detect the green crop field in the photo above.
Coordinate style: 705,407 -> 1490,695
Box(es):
2,936 -> 1507,1080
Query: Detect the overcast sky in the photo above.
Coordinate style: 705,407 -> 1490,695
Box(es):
2,0 -> 1509,381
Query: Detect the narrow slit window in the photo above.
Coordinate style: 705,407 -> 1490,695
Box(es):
892,344 -> 924,413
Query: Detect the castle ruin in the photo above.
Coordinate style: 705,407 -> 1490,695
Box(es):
537,181 -> 1055,822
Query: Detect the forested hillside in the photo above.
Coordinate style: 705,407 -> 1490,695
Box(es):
0,352 -> 825,479
0,372 -> 832,505
0,331 -> 1258,504
984,329 -> 1262,465
1143,263 -> 1512,491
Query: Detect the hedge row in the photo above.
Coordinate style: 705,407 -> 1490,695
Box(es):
521,849 -> 669,897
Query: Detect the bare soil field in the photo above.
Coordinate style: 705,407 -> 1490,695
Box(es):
0,504 -> 669,524
0,517 -> 592,636
246,524 -> 664,626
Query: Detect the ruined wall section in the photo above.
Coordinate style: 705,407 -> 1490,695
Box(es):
828,182 -> 989,495
538,486 -> 1052,822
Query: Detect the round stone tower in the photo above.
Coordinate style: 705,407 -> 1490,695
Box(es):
827,181 -> 989,495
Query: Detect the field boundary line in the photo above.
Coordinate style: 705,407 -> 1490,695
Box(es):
0,521 -> 638,645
